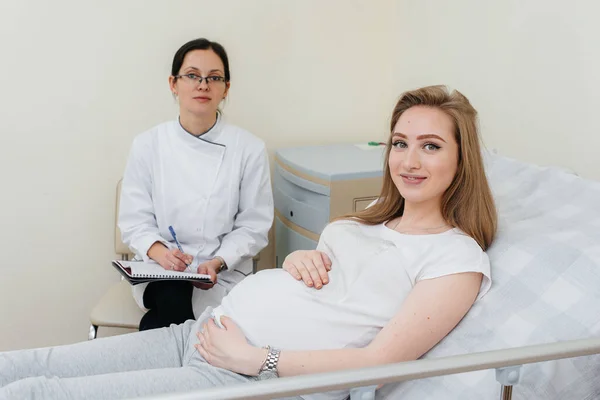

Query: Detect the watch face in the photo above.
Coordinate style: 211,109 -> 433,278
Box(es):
257,369 -> 278,381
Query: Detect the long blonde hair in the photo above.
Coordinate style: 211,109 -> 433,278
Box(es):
340,85 -> 497,250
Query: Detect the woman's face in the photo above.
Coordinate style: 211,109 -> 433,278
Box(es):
169,49 -> 229,118
388,106 -> 459,208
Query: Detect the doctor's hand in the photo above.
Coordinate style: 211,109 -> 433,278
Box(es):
283,250 -> 332,289
148,242 -> 193,272
195,316 -> 266,376
192,259 -> 220,290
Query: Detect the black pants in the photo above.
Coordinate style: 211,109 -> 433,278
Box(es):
139,280 -> 195,331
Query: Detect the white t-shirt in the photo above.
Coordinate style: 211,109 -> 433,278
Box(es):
216,219 -> 491,351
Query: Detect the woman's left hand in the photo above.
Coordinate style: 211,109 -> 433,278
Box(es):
195,316 -> 266,376
193,259 -> 220,289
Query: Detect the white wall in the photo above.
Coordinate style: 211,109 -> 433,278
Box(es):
0,0 -> 394,350
2,0 -> 598,351
392,0 -> 600,180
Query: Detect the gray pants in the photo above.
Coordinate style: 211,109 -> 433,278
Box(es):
0,307 -> 301,400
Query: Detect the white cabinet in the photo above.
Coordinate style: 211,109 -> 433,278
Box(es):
273,143 -> 385,268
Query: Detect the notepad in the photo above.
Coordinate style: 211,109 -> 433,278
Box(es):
112,260 -> 213,286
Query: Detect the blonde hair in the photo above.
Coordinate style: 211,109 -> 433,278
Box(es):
340,85 -> 497,250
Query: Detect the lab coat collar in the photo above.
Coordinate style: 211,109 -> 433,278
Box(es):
175,112 -> 224,147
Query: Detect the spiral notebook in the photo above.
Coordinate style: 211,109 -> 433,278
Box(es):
112,260 -> 213,286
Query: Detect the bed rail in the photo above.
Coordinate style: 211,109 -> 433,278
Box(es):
138,336 -> 600,400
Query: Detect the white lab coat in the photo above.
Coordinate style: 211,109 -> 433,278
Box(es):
118,114 -> 274,316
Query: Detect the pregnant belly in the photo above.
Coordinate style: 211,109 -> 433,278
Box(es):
219,269 -> 357,351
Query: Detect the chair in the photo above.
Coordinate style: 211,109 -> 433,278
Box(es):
88,179 -> 143,340
89,180 -> 262,340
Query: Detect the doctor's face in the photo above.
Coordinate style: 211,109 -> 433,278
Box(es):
169,49 -> 230,118
388,106 -> 459,208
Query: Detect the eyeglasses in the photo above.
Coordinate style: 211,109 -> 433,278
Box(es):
174,74 -> 227,86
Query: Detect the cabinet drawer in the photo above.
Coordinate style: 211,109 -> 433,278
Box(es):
273,166 -> 330,234
275,215 -> 318,268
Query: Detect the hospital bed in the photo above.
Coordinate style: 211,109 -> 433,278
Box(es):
139,151 -> 600,400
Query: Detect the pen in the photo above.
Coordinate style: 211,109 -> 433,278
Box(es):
168,225 -> 191,270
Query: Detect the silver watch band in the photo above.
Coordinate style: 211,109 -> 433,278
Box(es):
260,346 -> 281,376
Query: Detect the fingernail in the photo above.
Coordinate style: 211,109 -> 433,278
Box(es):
295,275 -> 301,280
323,279 -> 328,284
316,283 -> 322,289
307,281 -> 313,286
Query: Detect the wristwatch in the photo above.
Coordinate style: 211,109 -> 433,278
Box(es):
213,256 -> 227,274
257,346 -> 281,380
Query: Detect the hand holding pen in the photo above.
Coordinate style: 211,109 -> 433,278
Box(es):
166,225 -> 193,272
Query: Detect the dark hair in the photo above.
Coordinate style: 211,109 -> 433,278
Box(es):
171,38 -> 230,82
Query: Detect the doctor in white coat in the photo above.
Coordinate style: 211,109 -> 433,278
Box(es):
118,38 -> 274,330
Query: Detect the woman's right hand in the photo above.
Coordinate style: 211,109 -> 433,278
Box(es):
148,242 -> 193,272
282,250 -> 332,289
